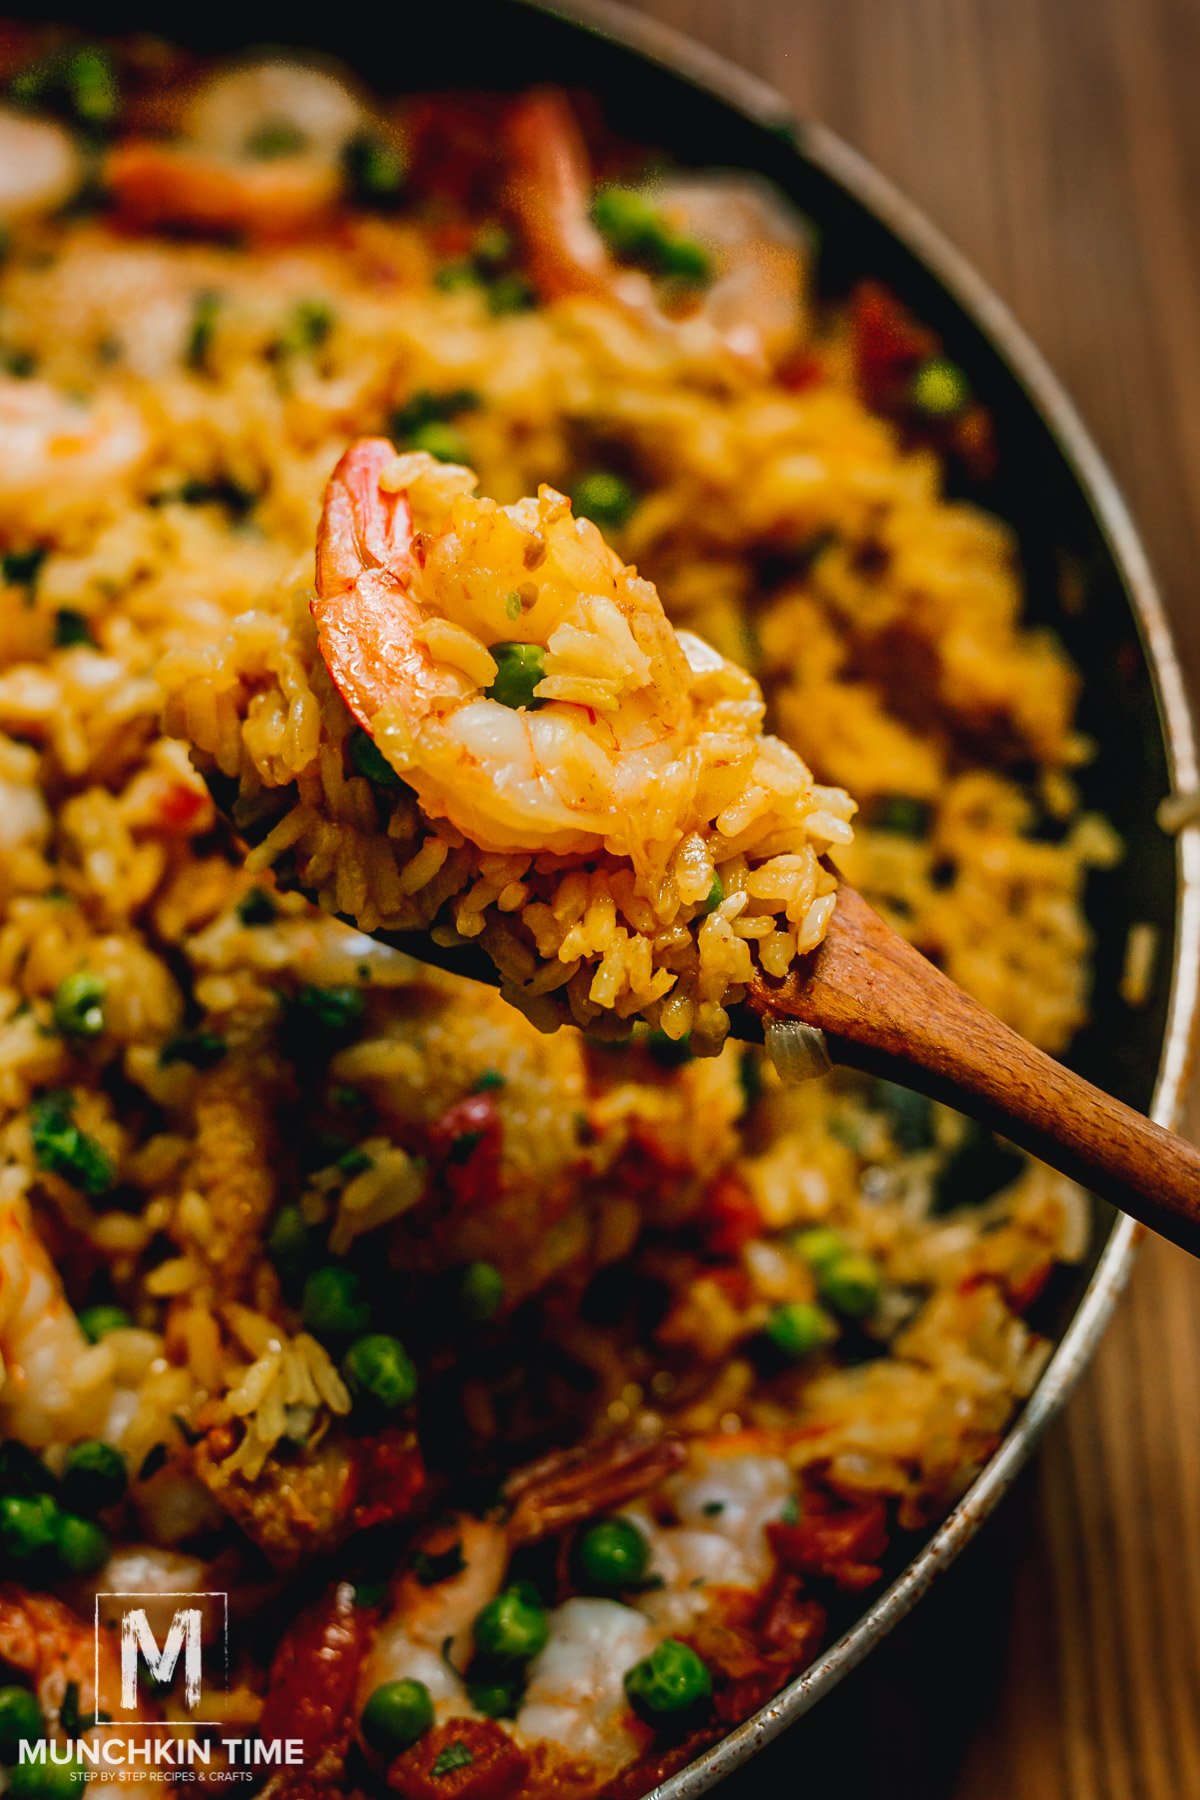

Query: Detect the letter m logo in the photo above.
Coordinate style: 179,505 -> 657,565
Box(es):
97,1591 -> 229,1721
120,1607 -> 202,1710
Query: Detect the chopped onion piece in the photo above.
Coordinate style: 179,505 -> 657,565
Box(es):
764,1018 -> 831,1084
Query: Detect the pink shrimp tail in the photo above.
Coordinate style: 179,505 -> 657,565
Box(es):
504,88 -> 617,303
312,438 -> 439,735
315,438 -> 413,601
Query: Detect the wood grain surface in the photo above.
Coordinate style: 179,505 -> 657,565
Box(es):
609,1 -> 1200,1794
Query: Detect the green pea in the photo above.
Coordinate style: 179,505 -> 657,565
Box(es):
7,1748 -> 86,1800
910,356 -> 970,418
349,728 -> 405,791
467,1678 -> 521,1719
0,1494 -> 57,1565
473,1585 -> 549,1664
791,1227 -> 848,1277
360,1678 -> 433,1754
77,1304 -> 130,1344
654,233 -> 713,285
301,1266 -> 372,1343
55,1512 -> 109,1576
623,1638 -> 712,1716
0,1686 -> 43,1764
459,1261 -> 504,1324
591,186 -> 712,286
341,1334 -> 417,1411
764,1300 -> 837,1361
577,1516 -> 650,1590
568,470 -> 637,531
486,642 -> 546,710
342,131 -> 407,206
818,1251 -> 883,1319
406,421 -> 471,465
61,1441 -> 126,1515
51,972 -> 106,1039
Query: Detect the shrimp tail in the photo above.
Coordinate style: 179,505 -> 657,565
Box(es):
315,438 -> 413,600
504,89 -> 643,308
504,1433 -> 686,1546
312,439 -> 432,734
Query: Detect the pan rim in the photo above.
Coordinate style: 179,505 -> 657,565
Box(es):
503,0 -> 1200,1791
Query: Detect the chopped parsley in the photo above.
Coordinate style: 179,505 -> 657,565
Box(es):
275,298 -> 335,359
10,43 -> 119,132
186,291 -> 222,374
53,608 -> 93,647
29,1090 -> 113,1197
159,1031 -> 227,1071
2,547 -> 46,593
390,387 -> 480,441
289,984 -> 367,1045
236,886 -> 276,926
430,1743 -> 474,1778
137,1442 -> 168,1482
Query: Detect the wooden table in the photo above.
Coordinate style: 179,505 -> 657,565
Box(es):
613,1 -> 1200,1793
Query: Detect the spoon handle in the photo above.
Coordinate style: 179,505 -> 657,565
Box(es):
750,885 -> 1200,1256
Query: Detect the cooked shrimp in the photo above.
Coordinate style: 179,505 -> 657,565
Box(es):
503,89 -> 655,313
0,105 -> 81,220
355,1516 -> 507,1728
515,1598 -> 654,1774
504,89 -> 807,367
0,1585 -> 157,1793
623,1448 -> 797,1634
648,172 -> 809,367
0,376 -> 148,528
107,56 -> 377,236
313,441 -> 823,867
0,1178 -> 116,1449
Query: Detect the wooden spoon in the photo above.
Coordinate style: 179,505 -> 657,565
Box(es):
215,778 -> 1197,1252
742,883 -> 1200,1256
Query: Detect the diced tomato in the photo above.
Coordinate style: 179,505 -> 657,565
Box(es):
258,1581 -> 365,1758
698,1168 -> 764,1259
769,1494 -> 889,1592
345,1428 -> 426,1533
850,279 -> 936,409
388,1718 -> 529,1800
157,781 -> 212,832
426,1092 -> 502,1211
613,1127 -> 693,1207
756,1575 -> 827,1665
